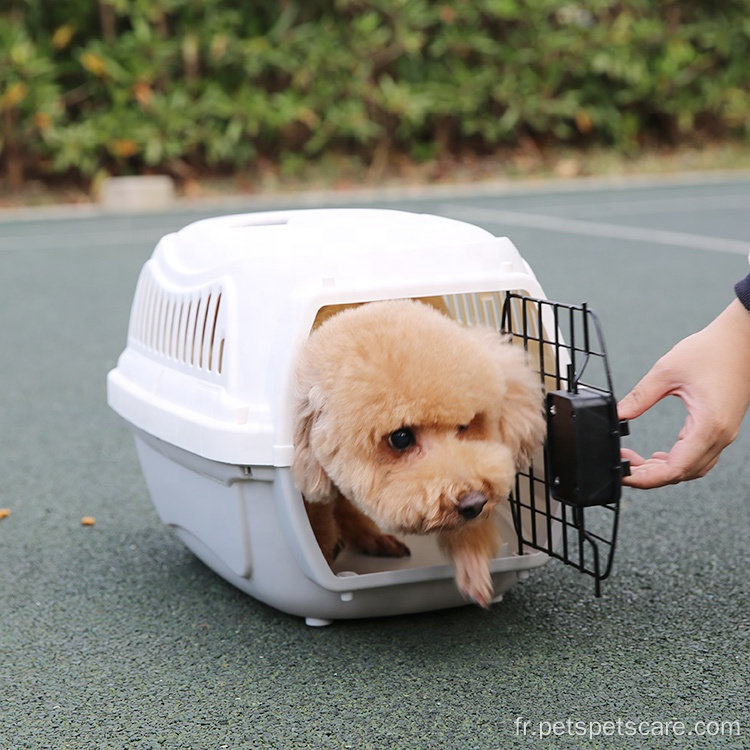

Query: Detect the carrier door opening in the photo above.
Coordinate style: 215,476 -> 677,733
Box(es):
297,292 -> 544,579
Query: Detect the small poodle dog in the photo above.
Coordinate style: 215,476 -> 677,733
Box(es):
292,299 -> 546,607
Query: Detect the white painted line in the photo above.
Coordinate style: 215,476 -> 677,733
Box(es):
504,192 -> 750,219
440,204 -> 750,255
0,227 -> 172,254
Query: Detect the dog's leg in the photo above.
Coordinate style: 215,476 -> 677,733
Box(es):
304,500 -> 343,562
439,519 -> 500,608
333,494 -> 411,558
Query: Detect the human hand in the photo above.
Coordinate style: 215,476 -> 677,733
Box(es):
617,300 -> 750,489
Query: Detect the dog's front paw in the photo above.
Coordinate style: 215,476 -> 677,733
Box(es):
319,538 -> 345,563
453,549 -> 494,609
356,531 -> 411,558
332,495 -> 411,558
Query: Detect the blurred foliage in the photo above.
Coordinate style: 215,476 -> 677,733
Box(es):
1,0 -> 750,186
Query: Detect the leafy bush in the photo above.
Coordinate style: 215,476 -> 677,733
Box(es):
2,0 -> 750,187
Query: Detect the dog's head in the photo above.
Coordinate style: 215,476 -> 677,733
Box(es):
292,299 -> 546,533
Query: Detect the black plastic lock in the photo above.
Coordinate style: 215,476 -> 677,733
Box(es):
546,387 -> 629,507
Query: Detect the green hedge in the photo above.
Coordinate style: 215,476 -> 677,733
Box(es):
2,0 -> 750,186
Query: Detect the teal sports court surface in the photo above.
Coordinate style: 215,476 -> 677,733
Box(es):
2,173 -> 749,749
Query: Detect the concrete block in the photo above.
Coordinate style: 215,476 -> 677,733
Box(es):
99,175 -> 176,212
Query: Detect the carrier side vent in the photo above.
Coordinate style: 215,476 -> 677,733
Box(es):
129,271 -> 226,377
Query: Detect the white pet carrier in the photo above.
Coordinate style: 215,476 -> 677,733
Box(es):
107,209 -> 625,625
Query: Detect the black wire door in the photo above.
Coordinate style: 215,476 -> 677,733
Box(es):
501,292 -> 630,595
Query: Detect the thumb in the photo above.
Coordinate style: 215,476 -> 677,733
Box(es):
617,367 -> 673,421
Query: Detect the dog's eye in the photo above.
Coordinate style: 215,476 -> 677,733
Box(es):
388,428 -> 416,452
457,424 -> 469,433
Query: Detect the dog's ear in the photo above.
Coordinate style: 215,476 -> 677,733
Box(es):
291,386 -> 336,503
494,342 -> 546,470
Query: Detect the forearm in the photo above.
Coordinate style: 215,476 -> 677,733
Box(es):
702,298 -> 750,417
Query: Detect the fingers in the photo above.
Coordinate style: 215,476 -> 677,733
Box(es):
622,457 -> 683,489
618,361 -> 701,488
623,459 -> 715,489
620,442 -> 721,489
620,448 -> 675,489
620,447 -> 689,488
617,370 -> 672,421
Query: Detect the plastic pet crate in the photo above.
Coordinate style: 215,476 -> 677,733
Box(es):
107,208 -> 627,625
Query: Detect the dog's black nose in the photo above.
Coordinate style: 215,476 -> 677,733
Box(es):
457,491 -> 488,520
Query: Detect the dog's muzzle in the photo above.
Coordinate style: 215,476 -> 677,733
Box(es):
456,491 -> 488,520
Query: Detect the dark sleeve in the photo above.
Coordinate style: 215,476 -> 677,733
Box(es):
735,272 -> 750,311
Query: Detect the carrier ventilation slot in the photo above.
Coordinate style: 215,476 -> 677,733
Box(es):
443,291 -> 548,344
129,272 -> 226,377
444,291 -> 507,329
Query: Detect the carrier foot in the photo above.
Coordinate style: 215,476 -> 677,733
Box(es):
305,617 -> 333,627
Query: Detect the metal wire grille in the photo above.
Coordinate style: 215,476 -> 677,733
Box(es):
500,292 -> 621,595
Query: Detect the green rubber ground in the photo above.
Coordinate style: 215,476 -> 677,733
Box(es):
2,174 -> 749,749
